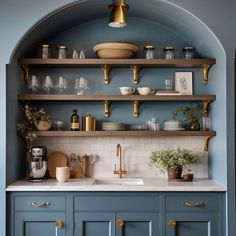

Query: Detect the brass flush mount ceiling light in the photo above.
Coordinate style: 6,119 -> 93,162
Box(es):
108,0 -> 129,28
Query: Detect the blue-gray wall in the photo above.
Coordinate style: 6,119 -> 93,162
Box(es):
1,0 -> 235,235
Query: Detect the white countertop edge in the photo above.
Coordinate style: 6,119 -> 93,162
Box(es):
6,178 -> 226,192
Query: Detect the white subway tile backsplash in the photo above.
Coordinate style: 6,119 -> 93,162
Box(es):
37,136 -> 208,178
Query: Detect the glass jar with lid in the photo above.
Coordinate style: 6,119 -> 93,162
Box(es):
41,44 -> 50,59
163,46 -> 175,59
144,45 -> 155,59
57,45 -> 67,59
182,46 -> 195,59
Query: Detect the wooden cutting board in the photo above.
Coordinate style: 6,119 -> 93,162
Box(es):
47,151 -> 68,178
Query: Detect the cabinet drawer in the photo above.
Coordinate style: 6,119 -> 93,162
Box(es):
74,194 -> 160,211
14,195 -> 66,211
166,194 -> 219,212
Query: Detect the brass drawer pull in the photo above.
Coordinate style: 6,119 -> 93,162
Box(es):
31,202 -> 50,207
183,201 -> 205,207
116,219 -> 124,227
168,220 -> 176,228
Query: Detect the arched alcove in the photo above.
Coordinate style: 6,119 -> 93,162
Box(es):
7,0 -> 227,186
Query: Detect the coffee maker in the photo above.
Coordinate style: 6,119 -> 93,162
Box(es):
29,146 -> 48,181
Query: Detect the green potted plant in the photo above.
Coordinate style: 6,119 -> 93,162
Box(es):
149,148 -> 199,180
172,103 -> 203,130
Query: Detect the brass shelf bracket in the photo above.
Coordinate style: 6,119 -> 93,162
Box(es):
202,64 -> 212,84
21,64 -> 29,84
102,65 -> 111,85
133,100 -> 140,117
168,220 -> 176,228
204,136 -> 212,151
116,219 -> 124,228
132,65 -> 139,84
104,100 -> 110,118
202,100 -> 212,116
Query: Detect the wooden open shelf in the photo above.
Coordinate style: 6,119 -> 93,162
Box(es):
17,94 -> 216,102
35,130 -> 216,151
35,130 -> 216,137
18,58 -> 216,85
18,58 -> 216,68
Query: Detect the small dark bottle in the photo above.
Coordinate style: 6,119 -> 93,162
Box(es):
70,109 -> 80,131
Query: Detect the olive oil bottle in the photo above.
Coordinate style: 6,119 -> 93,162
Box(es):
70,109 -> 80,131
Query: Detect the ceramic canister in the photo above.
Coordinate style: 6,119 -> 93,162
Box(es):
82,115 -> 96,131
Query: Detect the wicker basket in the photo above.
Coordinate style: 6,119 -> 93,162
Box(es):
93,42 -> 139,59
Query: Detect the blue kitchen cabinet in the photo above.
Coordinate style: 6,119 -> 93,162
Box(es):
115,212 -> 160,236
15,213 -> 66,236
8,192 -> 224,236
165,193 -> 223,236
9,193 -> 67,236
166,213 -> 218,236
74,212 -> 115,236
74,212 -> 159,236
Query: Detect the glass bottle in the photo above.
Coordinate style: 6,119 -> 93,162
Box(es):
144,45 -> 155,59
163,46 -> 175,59
57,45 -> 67,59
41,44 -> 50,59
182,46 -> 195,59
70,109 -> 80,131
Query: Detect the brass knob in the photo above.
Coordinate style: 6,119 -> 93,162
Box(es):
31,202 -> 50,207
183,201 -> 205,207
55,219 -> 63,229
168,220 -> 176,228
116,219 -> 124,227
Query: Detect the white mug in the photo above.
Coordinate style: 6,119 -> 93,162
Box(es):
120,87 -> 135,95
56,167 -> 69,182
137,87 -> 155,95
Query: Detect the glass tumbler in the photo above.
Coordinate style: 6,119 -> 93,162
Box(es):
43,75 -> 53,94
165,79 -> 173,91
28,75 -> 40,94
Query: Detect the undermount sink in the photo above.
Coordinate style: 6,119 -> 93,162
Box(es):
93,178 -> 144,186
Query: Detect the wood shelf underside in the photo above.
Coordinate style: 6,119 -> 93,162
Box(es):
35,130 -> 216,137
18,58 -> 216,68
17,94 -> 216,101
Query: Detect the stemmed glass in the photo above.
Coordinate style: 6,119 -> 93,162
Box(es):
74,77 -> 88,95
28,75 -> 40,94
43,75 -> 53,94
55,76 -> 68,94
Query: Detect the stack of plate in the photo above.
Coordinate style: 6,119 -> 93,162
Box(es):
163,120 -> 184,131
102,122 -> 125,131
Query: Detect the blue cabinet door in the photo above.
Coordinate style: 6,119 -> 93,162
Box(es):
15,212 -> 66,236
74,212 -> 115,236
166,213 -> 218,236
116,212 -> 160,236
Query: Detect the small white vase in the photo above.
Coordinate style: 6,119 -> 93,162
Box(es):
34,120 -> 52,131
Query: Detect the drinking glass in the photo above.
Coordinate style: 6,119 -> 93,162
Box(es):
165,79 -> 173,91
43,75 -> 53,94
75,77 -> 88,95
28,75 -> 39,94
55,76 -> 68,94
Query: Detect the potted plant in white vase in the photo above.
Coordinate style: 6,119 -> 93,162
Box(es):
149,148 -> 199,180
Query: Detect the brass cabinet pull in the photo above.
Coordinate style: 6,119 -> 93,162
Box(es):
116,219 -> 124,227
183,201 -> 205,207
168,220 -> 176,228
31,202 -> 50,207
55,219 -> 63,229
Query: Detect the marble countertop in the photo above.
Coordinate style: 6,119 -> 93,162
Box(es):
6,178 -> 226,192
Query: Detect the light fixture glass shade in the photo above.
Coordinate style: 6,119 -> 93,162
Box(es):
108,2 -> 129,28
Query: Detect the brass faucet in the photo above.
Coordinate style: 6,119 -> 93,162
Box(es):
113,144 -> 127,178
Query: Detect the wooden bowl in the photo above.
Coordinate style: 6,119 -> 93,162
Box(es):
93,42 -> 139,59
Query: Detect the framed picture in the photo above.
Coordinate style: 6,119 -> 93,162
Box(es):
174,72 -> 193,95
